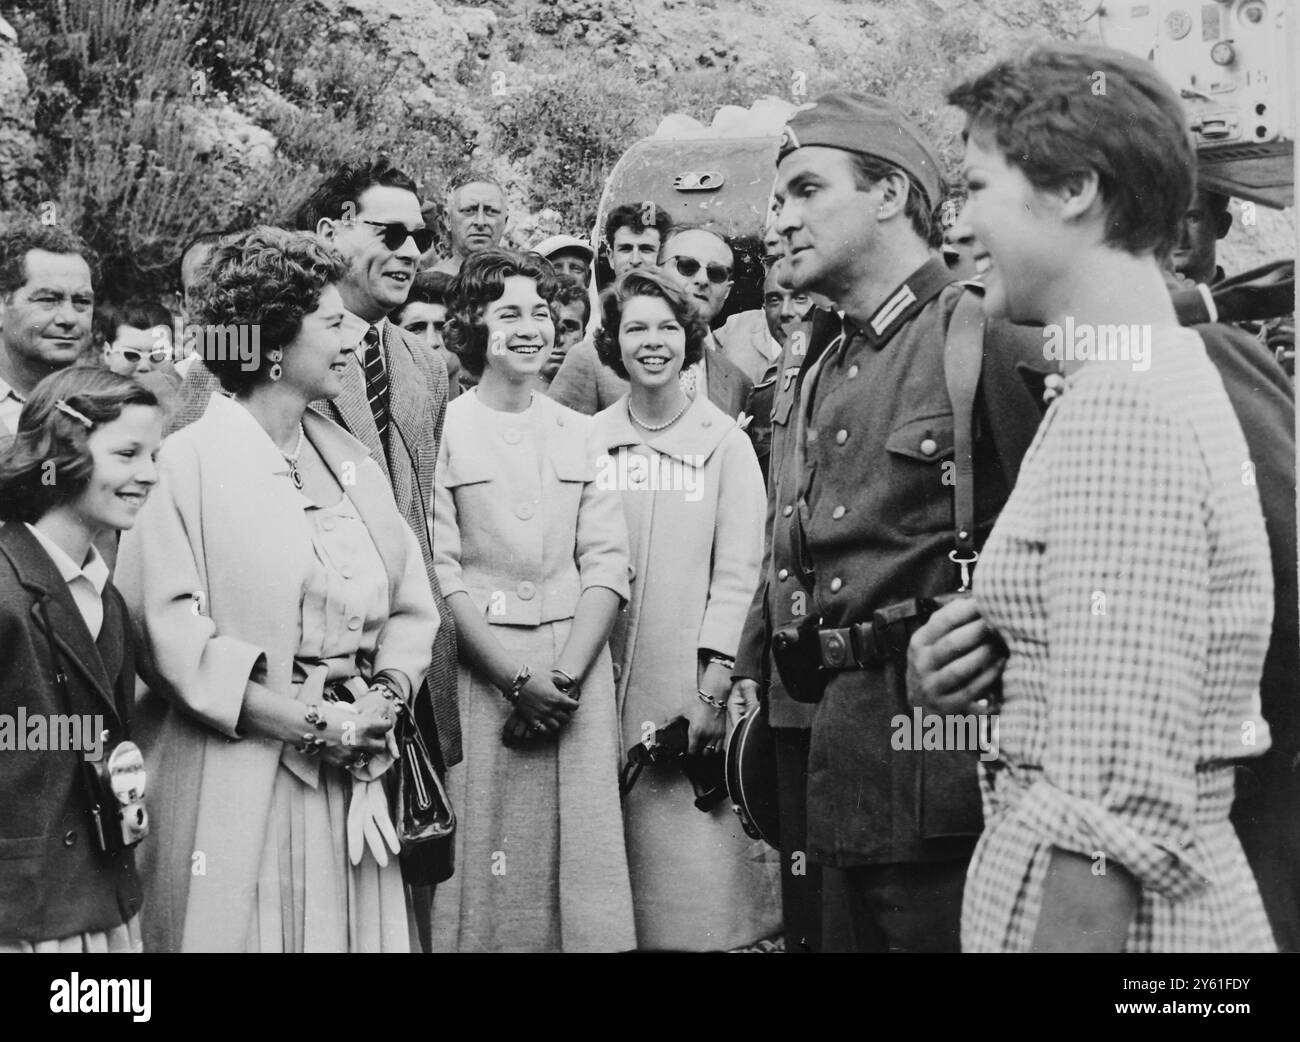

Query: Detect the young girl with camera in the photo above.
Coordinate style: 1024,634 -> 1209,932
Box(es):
0,365 -> 164,952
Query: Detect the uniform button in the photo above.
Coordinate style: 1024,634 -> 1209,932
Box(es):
63,831 -> 76,847
831,505 -> 846,520
782,504 -> 793,517
347,615 -> 362,631
321,517 -> 336,532
556,414 -> 566,427
777,568 -> 789,581
504,429 -> 522,445
516,581 -> 536,601
835,429 -> 848,446
702,418 -> 712,427
340,564 -> 354,579
847,364 -> 859,379
920,437 -> 938,456
829,577 -> 843,593
627,564 -> 636,581
515,503 -> 535,520
806,429 -> 819,445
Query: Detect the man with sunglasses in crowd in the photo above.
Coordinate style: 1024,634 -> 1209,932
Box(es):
546,219 -> 751,417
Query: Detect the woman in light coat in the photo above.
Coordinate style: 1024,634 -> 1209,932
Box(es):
116,228 -> 435,952
428,248 -> 635,952
593,268 -> 781,951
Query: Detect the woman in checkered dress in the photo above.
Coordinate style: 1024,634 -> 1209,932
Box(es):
943,44 -> 1277,952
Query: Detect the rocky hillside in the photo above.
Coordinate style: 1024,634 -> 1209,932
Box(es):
0,0 -> 1291,298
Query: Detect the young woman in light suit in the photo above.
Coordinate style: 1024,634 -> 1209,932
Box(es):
593,268 -> 782,951
116,228 -> 437,952
428,248 -> 635,952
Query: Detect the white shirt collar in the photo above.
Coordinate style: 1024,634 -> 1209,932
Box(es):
24,524 -> 110,596
343,311 -> 388,348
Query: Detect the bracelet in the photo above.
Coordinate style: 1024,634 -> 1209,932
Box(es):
304,705 -> 327,731
297,732 -> 326,756
503,664 -> 531,705
370,679 -> 406,711
697,689 -> 726,712
705,653 -> 736,671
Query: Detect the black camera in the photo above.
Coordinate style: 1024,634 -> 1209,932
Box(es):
620,717 -> 727,812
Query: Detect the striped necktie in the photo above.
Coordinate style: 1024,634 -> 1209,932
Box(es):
362,324 -> 390,450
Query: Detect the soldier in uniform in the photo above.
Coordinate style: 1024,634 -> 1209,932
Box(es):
758,93 -> 1047,951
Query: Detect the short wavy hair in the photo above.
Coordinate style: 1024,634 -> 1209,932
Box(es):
0,366 -> 159,524
445,248 -> 558,378
0,221 -> 98,300
947,42 -> 1194,256
593,267 -> 709,381
188,226 -> 348,394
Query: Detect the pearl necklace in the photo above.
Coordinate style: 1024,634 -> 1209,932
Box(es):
282,424 -> 306,490
627,397 -> 689,432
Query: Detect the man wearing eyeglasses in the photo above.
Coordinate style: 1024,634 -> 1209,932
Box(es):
546,222 -> 752,418
0,221 -> 97,436
429,178 -> 508,277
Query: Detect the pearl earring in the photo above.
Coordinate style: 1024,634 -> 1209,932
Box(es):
267,348 -> 283,381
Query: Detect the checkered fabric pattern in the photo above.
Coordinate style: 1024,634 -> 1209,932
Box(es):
965,327 -> 1276,952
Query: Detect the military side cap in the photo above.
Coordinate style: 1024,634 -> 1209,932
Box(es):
777,92 -> 942,211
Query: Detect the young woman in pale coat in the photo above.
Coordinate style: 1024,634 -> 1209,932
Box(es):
593,268 -> 781,950
428,249 -> 635,952
116,229 -> 436,951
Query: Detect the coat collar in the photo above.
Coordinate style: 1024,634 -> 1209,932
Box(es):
851,256 -> 956,350
0,522 -> 122,718
597,391 -> 735,465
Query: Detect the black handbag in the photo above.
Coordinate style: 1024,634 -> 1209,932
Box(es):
392,694 -> 456,886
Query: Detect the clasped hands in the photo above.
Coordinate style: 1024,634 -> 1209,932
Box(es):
502,667 -> 580,745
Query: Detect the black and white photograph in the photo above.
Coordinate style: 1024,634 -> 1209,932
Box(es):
0,0 -> 1295,1003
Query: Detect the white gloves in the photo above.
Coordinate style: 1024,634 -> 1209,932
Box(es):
346,777 -> 401,867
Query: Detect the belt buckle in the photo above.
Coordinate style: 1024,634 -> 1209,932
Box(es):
817,628 -> 852,669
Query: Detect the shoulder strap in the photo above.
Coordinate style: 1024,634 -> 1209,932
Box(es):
943,288 -> 987,591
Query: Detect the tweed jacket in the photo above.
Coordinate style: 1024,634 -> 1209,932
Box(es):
0,524 -> 142,942
432,391 -> 629,626
115,394 -> 437,951
167,322 -> 461,767
545,334 -> 754,420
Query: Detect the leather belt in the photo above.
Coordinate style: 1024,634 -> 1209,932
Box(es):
815,599 -> 937,671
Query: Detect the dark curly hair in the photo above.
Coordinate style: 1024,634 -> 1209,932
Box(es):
947,42 -> 1194,257
289,155 -> 420,231
445,248 -> 558,378
0,366 -> 159,524
188,226 -> 348,394
0,220 -> 98,300
593,268 -> 708,382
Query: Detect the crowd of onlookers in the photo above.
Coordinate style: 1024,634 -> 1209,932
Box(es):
0,37 -> 1295,954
